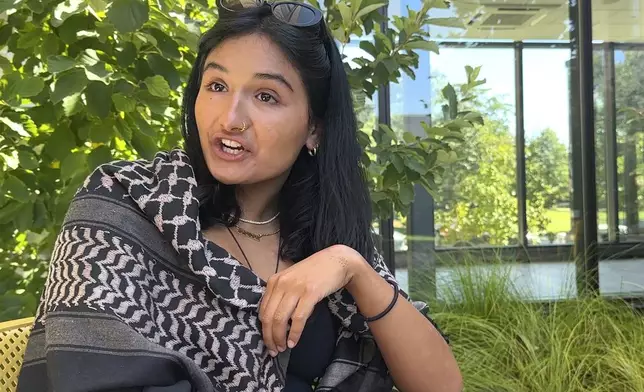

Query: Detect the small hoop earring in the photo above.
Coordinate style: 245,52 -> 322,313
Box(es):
308,147 -> 318,156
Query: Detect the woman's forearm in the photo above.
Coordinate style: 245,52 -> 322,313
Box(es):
345,257 -> 463,392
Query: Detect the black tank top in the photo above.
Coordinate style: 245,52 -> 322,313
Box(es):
283,299 -> 337,391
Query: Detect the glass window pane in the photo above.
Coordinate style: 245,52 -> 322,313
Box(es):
430,47 -> 518,247
389,0 -> 577,299
523,48 -> 573,245
592,1 -> 644,296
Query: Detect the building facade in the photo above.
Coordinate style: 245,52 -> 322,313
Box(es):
364,0 -> 644,300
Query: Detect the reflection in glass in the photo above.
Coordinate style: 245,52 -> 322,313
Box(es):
591,1 -> 644,296
614,49 -> 644,241
523,48 -> 572,245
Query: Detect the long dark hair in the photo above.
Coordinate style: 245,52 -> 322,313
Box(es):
181,5 -> 374,264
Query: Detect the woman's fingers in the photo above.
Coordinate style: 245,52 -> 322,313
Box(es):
271,294 -> 300,352
286,296 -> 317,349
259,274 -> 322,356
259,277 -> 284,356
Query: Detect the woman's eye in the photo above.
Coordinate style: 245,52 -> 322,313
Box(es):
257,92 -> 277,104
208,82 -> 226,92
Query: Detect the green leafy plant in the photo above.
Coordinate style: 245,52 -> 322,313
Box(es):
0,0 -> 481,321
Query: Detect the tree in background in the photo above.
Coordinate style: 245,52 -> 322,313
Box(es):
0,0 -> 483,320
525,128 -> 570,209
430,71 -> 553,246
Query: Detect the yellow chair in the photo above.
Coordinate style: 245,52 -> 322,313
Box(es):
0,318 -> 34,392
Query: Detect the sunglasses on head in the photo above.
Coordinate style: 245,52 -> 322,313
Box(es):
216,0 -> 323,27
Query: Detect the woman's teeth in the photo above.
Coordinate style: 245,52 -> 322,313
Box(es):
221,139 -> 242,148
223,146 -> 243,155
221,139 -> 244,155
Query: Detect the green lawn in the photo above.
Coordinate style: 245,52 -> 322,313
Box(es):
392,208 -> 640,236
545,207 -> 644,234
545,208 -> 572,234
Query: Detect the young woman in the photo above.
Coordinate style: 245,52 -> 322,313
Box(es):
18,1 -> 462,391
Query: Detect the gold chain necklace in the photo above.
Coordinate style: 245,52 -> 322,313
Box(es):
234,225 -> 280,241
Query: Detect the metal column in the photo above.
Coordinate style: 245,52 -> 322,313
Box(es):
570,0 -> 599,295
603,43 -> 619,242
378,4 -> 395,274
514,41 -> 528,247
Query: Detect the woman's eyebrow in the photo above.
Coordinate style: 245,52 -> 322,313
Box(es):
203,61 -> 293,91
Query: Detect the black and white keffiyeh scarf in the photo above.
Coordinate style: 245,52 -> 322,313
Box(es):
18,149 -> 446,392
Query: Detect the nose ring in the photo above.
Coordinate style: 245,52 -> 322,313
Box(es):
236,121 -> 247,133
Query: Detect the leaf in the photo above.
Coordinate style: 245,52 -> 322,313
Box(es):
47,55 -> 77,73
112,93 -> 137,112
15,201 -> 34,231
337,3 -> 352,26
117,42 -> 138,68
144,75 -> 170,98
32,199 -> 49,230
85,81 -> 112,118
0,116 -> 28,137
18,150 -> 38,170
391,153 -> 404,173
436,149 -> 449,164
113,79 -> 135,95
0,56 -> 11,73
114,117 -> 132,141
146,53 -> 181,89
147,28 -> 181,60
370,191 -> 387,203
60,151 -> 87,181
135,89 -> 169,115
0,0 -> 24,13
51,68 -> 88,104
378,123 -> 397,141
16,76 -> 45,97
351,0 -> 362,14
129,110 -> 156,138
62,92 -> 84,117
0,24 -> 11,46
442,83 -> 458,119
27,103 -> 57,125
43,35 -> 63,57
78,48 -> 100,66
85,61 -> 110,81
374,31 -> 392,52
382,58 -> 397,74
17,29 -> 40,49
107,0 -> 150,33
406,40 -> 439,53
51,0 -> 87,27
0,201 -> 22,224
44,127 -> 76,161
4,174 -> 29,200
355,3 -> 386,19
88,145 -> 113,169
427,17 -> 464,28
131,130 -> 157,160
88,0 -> 107,11
382,164 -> 398,189
403,131 -> 416,144
359,40 -> 377,58
399,182 -> 414,205
88,118 -> 115,143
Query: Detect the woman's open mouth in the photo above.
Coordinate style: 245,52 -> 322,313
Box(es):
221,138 -> 245,155
212,137 -> 250,161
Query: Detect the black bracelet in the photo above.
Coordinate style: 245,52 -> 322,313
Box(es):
363,281 -> 399,322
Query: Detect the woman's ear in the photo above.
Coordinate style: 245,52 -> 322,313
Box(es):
305,121 -> 321,151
